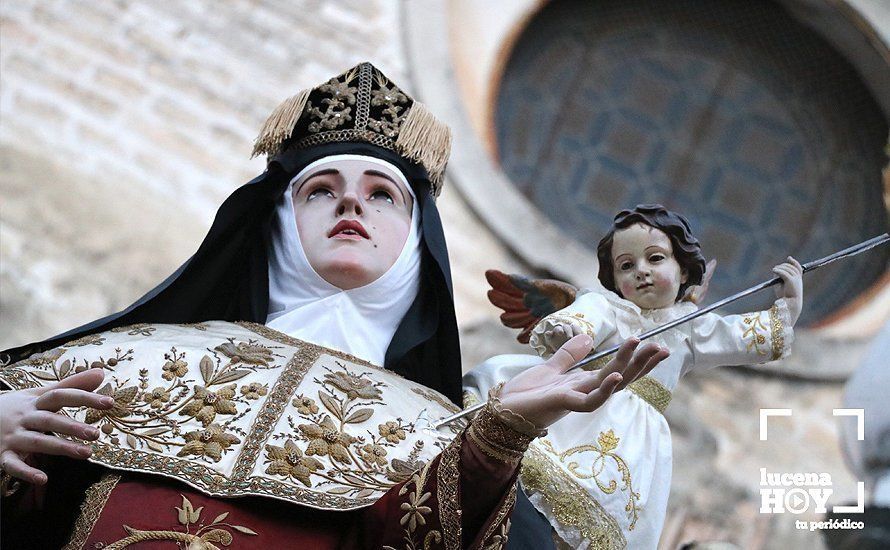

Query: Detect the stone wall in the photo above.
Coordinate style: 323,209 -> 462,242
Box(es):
0,0 -> 517,350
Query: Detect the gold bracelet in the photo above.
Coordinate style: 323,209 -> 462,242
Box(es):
487,383 -> 548,439
467,399 -> 540,463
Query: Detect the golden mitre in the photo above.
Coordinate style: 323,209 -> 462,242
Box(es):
252,62 -> 451,196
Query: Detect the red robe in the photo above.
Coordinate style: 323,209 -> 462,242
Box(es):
4,430 -> 517,549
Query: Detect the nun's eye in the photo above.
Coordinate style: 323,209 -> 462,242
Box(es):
307,188 -> 334,201
370,190 -> 394,204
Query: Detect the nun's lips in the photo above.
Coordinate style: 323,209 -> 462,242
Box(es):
329,219 -> 370,239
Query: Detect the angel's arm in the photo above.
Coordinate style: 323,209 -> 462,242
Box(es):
684,257 -> 802,374
529,292 -> 618,358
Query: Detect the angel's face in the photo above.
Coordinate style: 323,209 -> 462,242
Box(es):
611,223 -> 687,309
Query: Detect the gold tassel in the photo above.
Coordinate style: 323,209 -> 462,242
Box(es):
251,88 -> 312,158
395,101 -> 452,195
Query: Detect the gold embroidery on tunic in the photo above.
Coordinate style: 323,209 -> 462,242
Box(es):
482,519 -> 511,550
769,304 -> 784,361
480,485 -> 516,549
742,312 -> 769,356
66,333 -> 106,347
262,362 -> 431,498
0,322 -> 460,512
63,473 -> 122,550
520,443 -> 626,549
437,436 -> 462,550
100,493 -> 258,549
580,354 -> 612,372
389,459 -> 439,548
539,431 -> 641,530
579,350 -> 672,414
627,376 -> 671,414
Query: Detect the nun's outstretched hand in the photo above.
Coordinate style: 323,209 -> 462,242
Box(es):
0,368 -> 113,485
498,335 -> 669,430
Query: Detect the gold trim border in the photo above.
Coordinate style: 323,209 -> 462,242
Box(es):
62,473 -> 122,550
521,443 -> 626,549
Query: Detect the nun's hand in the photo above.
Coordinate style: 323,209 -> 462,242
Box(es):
498,335 -> 669,430
0,369 -> 113,485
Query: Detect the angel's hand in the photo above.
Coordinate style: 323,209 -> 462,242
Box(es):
0,369 -> 112,485
498,335 -> 669,429
543,321 -> 583,353
773,256 -> 803,324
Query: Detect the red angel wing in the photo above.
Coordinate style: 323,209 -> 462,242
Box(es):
485,269 -> 578,344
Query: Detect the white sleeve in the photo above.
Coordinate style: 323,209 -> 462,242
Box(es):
685,298 -> 794,373
461,354 -> 542,408
529,292 -> 618,358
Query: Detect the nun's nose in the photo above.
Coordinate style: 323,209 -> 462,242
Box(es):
337,191 -> 363,216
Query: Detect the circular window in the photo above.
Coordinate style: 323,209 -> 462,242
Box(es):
495,0 -> 889,324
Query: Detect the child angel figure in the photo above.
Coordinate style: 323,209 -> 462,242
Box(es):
463,204 -> 803,549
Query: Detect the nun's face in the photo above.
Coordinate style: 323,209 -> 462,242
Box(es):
292,159 -> 414,290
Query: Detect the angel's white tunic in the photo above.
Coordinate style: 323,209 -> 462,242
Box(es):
463,292 -> 794,549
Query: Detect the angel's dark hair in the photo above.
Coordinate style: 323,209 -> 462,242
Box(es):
597,204 -> 706,302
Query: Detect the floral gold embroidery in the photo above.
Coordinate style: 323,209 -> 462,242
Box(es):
111,323 -> 156,337
482,519 -> 511,550
264,439 -> 324,486
307,77 -> 358,132
480,485 -> 516,550
160,361 -> 187,381
241,382 -> 269,400
291,395 -> 317,415
265,362 -> 428,496
100,493 -> 258,549
214,340 -> 276,367
181,385 -> 239,426
325,370 -> 383,400
66,333 -> 106,347
383,457 -> 443,550
300,414 -> 358,463
742,311 -> 769,356
540,431 -> 641,530
380,420 -> 408,443
0,322 -> 460,512
521,443 -> 625,549
399,473 -> 433,532
360,443 -> 389,467
178,423 -> 241,462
